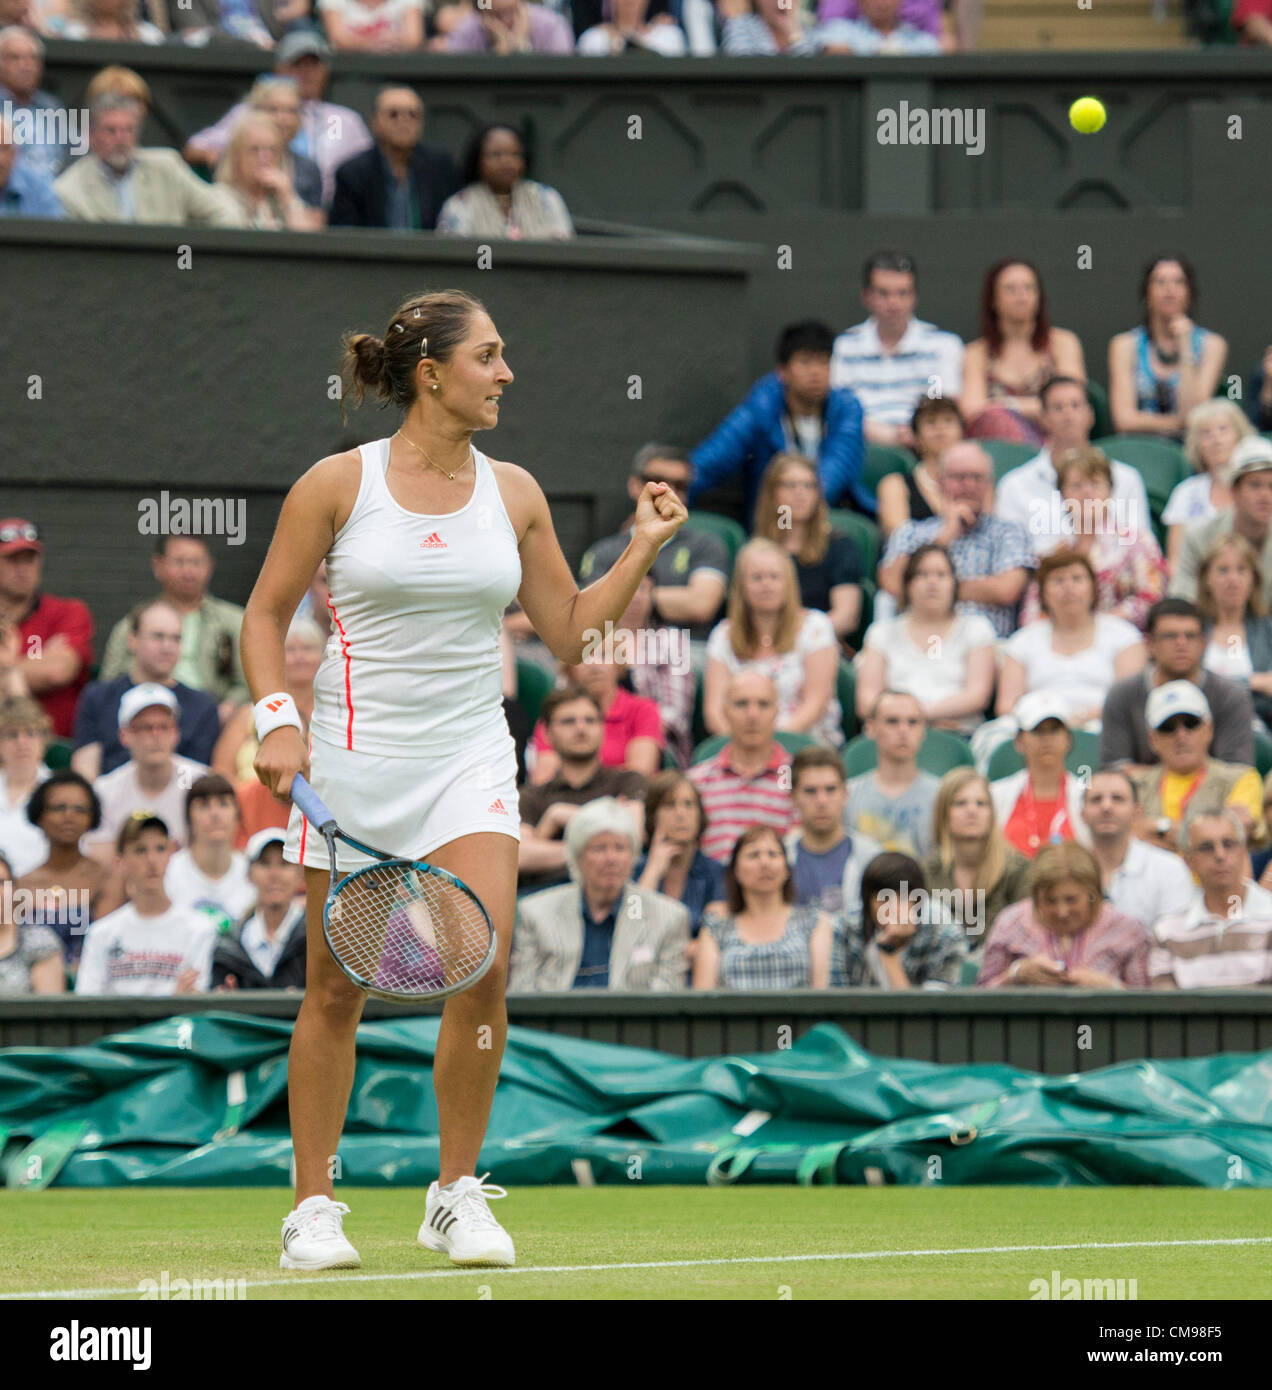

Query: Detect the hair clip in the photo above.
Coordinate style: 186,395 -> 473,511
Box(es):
420,335 -> 429,359
413,308 -> 422,318
392,323 -> 405,333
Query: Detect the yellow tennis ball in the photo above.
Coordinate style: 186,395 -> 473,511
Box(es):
1069,96 -> 1106,134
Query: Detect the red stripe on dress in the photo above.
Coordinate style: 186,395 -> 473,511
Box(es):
326,594 -> 354,749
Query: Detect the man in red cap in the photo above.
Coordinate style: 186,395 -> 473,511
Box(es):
0,519 -> 94,738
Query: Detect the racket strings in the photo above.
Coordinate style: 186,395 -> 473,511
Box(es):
328,862 -> 491,998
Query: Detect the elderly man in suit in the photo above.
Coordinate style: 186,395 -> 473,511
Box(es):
510,798 -> 690,991
329,85 -> 459,232
54,94 -> 242,227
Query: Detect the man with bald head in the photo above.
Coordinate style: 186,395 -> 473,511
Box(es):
329,85 -> 459,231
877,440 -> 1036,637
688,670 -> 796,863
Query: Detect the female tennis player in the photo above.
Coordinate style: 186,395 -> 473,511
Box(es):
242,289 -> 688,1270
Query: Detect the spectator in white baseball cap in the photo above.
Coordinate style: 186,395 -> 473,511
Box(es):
211,828 -> 306,990
1172,434 -> 1272,609
990,692 -> 1090,859
83,683 -> 209,869
1132,679 -> 1264,855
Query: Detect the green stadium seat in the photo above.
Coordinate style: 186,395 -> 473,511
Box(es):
827,508 -> 880,575
1256,728 -> 1272,780
515,659 -> 555,728
1093,435 -> 1190,521
44,738 -> 74,771
980,440 -> 1036,482
840,728 -> 974,779
1085,379 -> 1114,440
986,728 -> 1102,782
863,444 -> 914,497
836,661 -> 858,743
690,730 -> 818,765
682,511 -> 748,578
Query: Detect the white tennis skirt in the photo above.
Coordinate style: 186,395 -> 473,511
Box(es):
284,724 -> 521,872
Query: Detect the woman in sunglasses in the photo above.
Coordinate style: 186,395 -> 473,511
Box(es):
1108,255 -> 1227,441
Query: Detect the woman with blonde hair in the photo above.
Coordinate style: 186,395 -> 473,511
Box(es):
1162,399 -> 1254,567
702,537 -> 842,747
84,65 -> 153,112
922,767 -> 1030,960
1195,532 -> 1272,729
752,452 -> 862,646
244,77 -> 325,225
214,112 -> 313,231
52,0 -> 165,40
977,840 -> 1151,988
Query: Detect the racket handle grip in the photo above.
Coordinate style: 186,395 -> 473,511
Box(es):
290,775 -> 338,834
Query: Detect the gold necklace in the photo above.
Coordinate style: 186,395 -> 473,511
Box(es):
395,429 -> 472,481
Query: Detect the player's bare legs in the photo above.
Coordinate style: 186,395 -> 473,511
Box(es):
425,831 -> 519,1187
288,864 -> 367,1206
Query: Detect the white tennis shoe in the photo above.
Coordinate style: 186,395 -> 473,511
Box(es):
280,1196 -> 362,1271
418,1173 -> 516,1267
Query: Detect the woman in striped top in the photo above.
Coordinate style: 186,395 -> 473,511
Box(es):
693,823 -> 833,989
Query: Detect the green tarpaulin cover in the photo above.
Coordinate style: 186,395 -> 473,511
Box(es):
1,1014 -> 1269,1188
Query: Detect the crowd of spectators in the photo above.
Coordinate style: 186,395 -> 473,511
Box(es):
4,236 -> 1272,998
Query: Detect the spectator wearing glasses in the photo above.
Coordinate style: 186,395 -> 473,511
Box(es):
1108,255 -> 1227,442
0,519 -> 93,740
72,599 -> 220,783
98,535 -> 248,722
1100,598 -> 1254,773
1132,681 -> 1264,856
18,769 -> 108,966
330,86 -> 459,231
1150,809 -> 1272,988
691,320 -> 870,524
214,111 -> 316,232
183,31 -> 374,209
751,453 -> 863,650
577,445 -> 728,659
85,684 -> 209,864
435,122 -> 572,240
0,852 -> 64,996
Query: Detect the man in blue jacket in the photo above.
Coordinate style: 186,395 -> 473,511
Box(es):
689,321 -> 870,523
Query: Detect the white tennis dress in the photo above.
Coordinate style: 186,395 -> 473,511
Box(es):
285,437 -> 523,870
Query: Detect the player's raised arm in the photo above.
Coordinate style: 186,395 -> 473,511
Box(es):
515,470 -> 687,664
241,457 -> 350,798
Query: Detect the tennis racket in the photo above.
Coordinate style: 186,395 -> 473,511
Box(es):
290,775 -> 496,1003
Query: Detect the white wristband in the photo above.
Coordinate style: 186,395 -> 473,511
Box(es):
254,692 -> 303,742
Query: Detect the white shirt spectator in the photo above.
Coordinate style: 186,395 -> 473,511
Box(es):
994,447 -> 1150,554
1102,837 -> 1196,929
164,848 -> 255,925
706,609 -> 843,747
1150,880 -> 1272,988
1161,473 -> 1222,530
829,316 -> 964,428
316,0 -> 426,45
74,902 -> 217,995
1204,637 -> 1254,685
0,766 -> 51,878
577,20 -> 687,52
87,755 -> 209,853
239,899 -> 306,978
859,612 -> 997,733
1002,614 -> 1142,725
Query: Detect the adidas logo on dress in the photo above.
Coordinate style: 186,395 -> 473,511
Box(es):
487,798 -> 507,815
419,532 -> 447,549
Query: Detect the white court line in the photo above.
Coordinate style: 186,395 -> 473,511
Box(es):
3,1235 -> 1271,1300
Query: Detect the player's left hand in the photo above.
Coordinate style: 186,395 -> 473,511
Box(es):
633,481 -> 689,556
